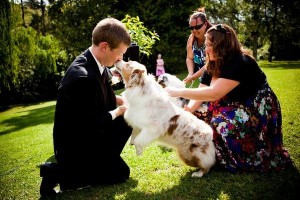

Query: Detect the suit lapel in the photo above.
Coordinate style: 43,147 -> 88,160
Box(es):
83,49 -> 109,106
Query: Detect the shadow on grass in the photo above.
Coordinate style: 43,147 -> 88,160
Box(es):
38,177 -> 139,200
126,165 -> 300,200
41,164 -> 300,200
0,103 -> 55,136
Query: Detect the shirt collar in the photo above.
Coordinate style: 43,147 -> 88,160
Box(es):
89,47 -> 104,74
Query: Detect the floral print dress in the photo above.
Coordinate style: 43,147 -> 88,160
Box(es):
194,55 -> 292,173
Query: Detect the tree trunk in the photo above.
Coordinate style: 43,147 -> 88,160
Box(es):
251,31 -> 258,60
21,0 -> 26,27
41,0 -> 46,35
268,1 -> 279,62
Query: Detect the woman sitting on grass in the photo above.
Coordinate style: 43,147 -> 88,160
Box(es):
165,24 -> 292,173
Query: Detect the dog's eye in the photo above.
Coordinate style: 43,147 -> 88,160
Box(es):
131,71 -> 138,79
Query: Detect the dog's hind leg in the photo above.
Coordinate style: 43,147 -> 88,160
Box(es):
191,168 -> 208,178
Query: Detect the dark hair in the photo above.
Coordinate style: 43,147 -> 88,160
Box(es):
189,7 -> 212,32
205,24 -> 253,76
92,18 -> 131,49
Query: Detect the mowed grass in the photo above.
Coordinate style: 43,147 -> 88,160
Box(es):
0,60 -> 299,200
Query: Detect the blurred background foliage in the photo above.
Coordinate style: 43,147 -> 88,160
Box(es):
1,0 -> 299,106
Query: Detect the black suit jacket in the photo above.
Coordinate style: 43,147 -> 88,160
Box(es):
53,49 -> 131,167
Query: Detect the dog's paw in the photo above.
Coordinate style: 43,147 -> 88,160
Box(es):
135,145 -> 143,156
129,139 -> 134,145
191,170 -> 204,178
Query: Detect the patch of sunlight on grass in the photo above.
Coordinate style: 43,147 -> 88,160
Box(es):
218,191 -> 230,200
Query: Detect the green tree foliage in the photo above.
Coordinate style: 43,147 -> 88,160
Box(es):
0,2 -> 67,105
271,0 -> 300,60
11,26 -> 67,102
1,0 -> 300,106
48,0 -> 111,63
0,0 -> 14,105
205,0 -> 300,61
122,15 -> 160,59
112,0 -> 201,73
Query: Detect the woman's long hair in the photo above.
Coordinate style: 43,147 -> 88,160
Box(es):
205,24 -> 253,77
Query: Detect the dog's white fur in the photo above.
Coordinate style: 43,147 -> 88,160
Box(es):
115,60 -> 215,177
157,73 -> 186,88
157,73 -> 189,108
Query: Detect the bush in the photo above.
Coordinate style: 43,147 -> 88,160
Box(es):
6,26 -> 67,104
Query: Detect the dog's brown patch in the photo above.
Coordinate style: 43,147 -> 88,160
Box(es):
127,69 -> 145,88
167,115 -> 179,135
190,143 -> 199,152
122,63 -> 131,84
190,130 -> 210,154
179,152 -> 201,168
200,142 -> 209,154
158,81 -> 166,88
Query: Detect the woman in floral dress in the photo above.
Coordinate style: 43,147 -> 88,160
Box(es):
165,24 -> 292,173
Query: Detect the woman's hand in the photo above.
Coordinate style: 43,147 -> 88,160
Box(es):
164,87 -> 183,98
183,75 -> 193,84
183,105 -> 192,112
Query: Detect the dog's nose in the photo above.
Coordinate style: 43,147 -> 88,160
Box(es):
115,60 -> 125,69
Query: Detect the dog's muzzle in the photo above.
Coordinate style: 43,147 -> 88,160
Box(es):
114,60 -> 125,73
112,60 -> 126,81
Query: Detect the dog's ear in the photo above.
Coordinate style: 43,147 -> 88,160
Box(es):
127,68 -> 145,87
130,68 -> 144,80
157,76 -> 166,88
158,82 -> 166,88
132,68 -> 145,74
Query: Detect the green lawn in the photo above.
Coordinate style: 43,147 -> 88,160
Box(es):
0,61 -> 299,200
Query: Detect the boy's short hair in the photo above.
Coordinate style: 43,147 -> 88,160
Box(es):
92,18 -> 131,49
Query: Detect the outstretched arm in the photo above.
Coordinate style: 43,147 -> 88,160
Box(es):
166,78 -> 239,101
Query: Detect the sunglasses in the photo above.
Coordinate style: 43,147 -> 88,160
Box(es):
188,23 -> 205,30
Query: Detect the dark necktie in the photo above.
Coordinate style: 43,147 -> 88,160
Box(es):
101,68 -> 108,105
102,68 -> 108,82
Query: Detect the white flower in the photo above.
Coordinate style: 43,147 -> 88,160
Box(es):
258,99 -> 266,115
111,76 -> 121,85
216,122 -> 228,136
235,108 -> 249,123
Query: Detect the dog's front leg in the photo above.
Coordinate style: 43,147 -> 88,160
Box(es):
134,143 -> 143,156
129,127 -> 140,145
134,127 -> 163,156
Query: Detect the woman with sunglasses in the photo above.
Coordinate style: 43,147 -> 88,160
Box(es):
183,8 -> 212,84
166,24 -> 292,173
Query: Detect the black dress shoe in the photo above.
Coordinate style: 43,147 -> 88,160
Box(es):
39,162 -> 59,196
59,178 -> 89,192
59,181 -> 78,192
40,176 -> 57,196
